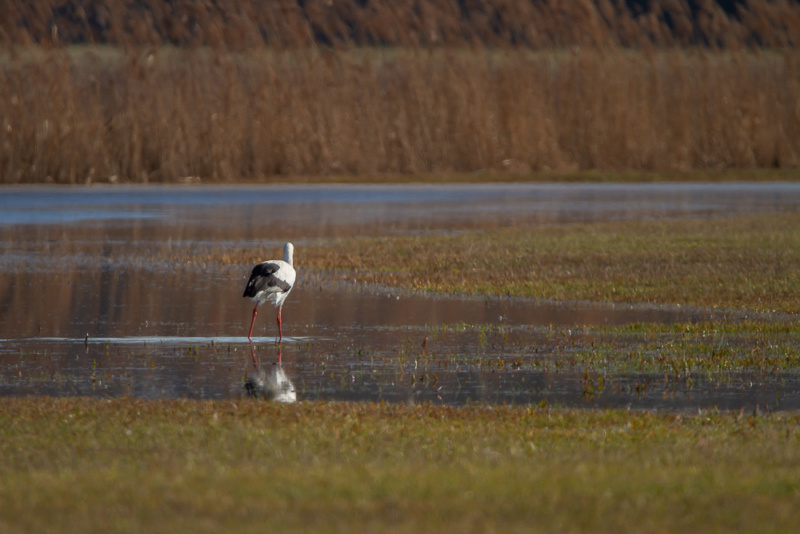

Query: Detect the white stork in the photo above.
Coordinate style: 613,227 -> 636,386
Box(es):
243,242 -> 296,343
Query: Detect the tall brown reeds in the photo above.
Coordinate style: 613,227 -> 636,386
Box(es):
1,1 -> 799,183
1,47 -> 798,183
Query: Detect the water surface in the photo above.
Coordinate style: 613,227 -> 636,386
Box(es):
2,182 -> 798,410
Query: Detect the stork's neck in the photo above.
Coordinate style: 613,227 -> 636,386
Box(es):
284,243 -> 294,266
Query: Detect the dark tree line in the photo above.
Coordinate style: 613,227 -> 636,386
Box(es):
2,0 -> 798,50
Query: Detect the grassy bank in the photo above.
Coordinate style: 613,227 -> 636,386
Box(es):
2,398 -> 800,533
292,213 -> 800,313
2,47 -> 799,184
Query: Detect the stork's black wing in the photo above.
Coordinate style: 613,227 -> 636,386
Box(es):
243,262 -> 292,298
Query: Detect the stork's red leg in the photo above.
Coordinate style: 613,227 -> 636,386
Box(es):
249,340 -> 258,365
247,304 -> 258,340
277,304 -> 283,343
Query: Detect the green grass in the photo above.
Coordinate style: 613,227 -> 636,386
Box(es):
2,398 -> 800,533
297,213 -> 800,313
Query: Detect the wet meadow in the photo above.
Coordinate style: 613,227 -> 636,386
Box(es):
3,184 -> 800,409
3,183 -> 800,532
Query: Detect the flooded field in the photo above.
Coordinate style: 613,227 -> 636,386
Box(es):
2,182 -> 800,410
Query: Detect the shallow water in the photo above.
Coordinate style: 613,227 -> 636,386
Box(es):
4,181 -> 800,234
2,182 -> 799,410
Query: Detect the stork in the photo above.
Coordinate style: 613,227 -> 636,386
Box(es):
243,242 -> 296,343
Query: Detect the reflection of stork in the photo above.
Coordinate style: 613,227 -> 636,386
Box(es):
245,348 -> 296,403
243,242 -> 296,344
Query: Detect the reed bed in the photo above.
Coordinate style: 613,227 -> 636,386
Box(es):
1,46 -> 798,183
